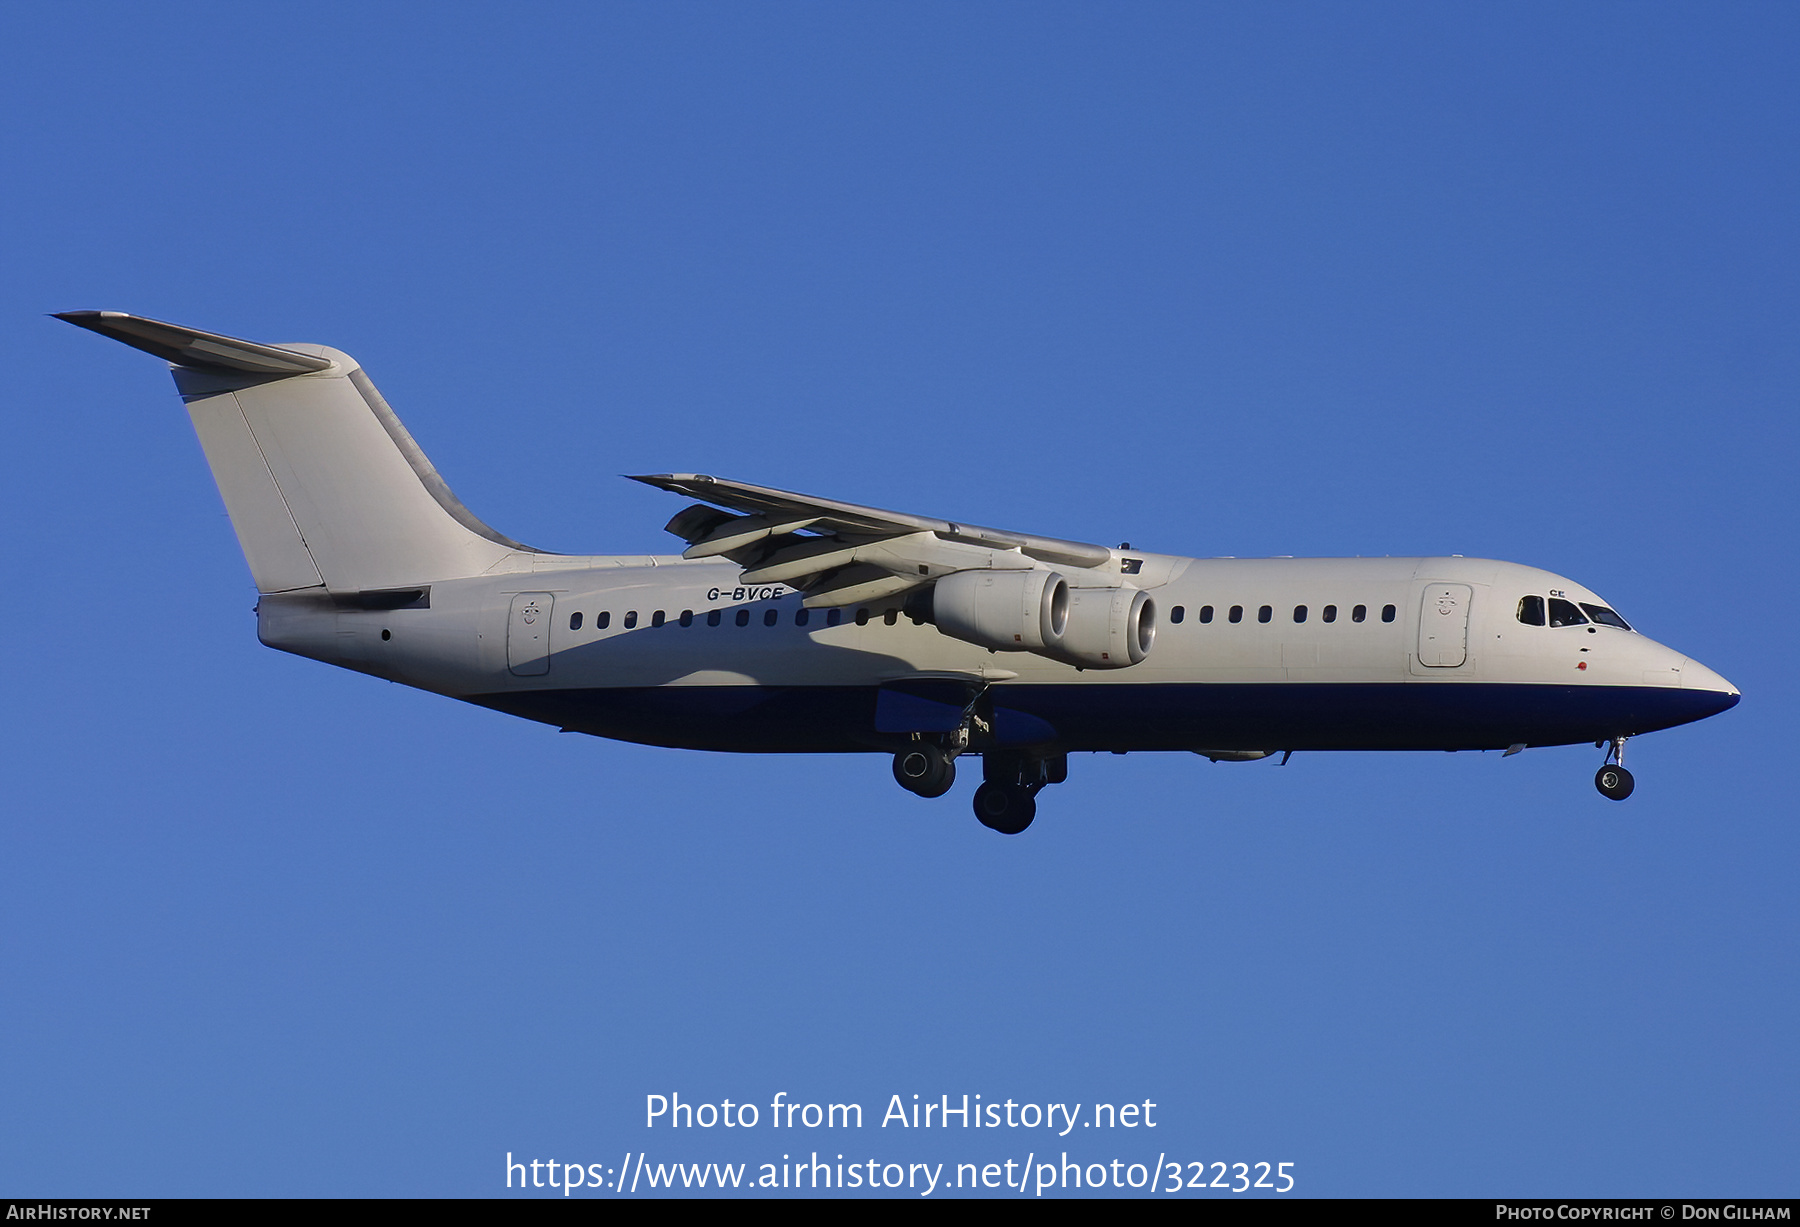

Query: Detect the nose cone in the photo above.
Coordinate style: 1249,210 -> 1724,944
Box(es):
1681,657 -> 1741,714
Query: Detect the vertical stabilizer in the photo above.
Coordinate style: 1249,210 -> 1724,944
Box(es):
57,312 -> 540,594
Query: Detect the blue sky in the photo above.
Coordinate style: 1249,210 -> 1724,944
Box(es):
1,2 -> 1793,1197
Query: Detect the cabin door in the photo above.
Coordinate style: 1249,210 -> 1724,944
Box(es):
1417,583 -> 1472,668
507,592 -> 555,676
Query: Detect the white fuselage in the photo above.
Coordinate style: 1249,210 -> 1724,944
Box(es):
257,552 -> 1737,756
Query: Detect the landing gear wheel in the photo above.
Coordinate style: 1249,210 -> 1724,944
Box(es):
1595,764 -> 1635,801
973,782 -> 1037,834
893,746 -> 955,798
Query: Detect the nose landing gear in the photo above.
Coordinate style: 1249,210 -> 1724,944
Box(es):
1595,737 -> 1634,801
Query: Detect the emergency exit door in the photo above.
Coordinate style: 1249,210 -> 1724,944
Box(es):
1417,583 -> 1471,668
508,592 -> 555,676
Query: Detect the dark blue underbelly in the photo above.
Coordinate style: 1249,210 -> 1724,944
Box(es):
465,683 -> 1738,754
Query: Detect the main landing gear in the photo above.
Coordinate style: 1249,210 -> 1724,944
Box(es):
889,745 -> 1067,835
1595,736 -> 1634,801
972,751 -> 1067,835
893,744 -> 956,798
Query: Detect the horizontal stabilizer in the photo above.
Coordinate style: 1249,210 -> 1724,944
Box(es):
53,311 -> 332,375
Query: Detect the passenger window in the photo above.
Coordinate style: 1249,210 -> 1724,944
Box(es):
1258,605 -> 1272,623
651,610 -> 666,628
1293,605 -> 1307,624
1170,605 -> 1185,625
1580,602 -> 1632,631
1199,605 -> 1214,623
623,611 -> 638,629
884,609 -> 899,626
855,609 -> 870,627
706,610 -> 721,627
1352,605 -> 1366,623
826,608 -> 842,627
679,610 -> 693,627
795,608 -> 810,627
1381,604 -> 1396,623
1517,595 -> 1546,626
735,609 -> 750,627
1228,605 -> 1243,623
763,608 -> 779,627
598,611 -> 611,629
1323,605 -> 1337,623
569,611 -> 583,631
1548,598 -> 1588,628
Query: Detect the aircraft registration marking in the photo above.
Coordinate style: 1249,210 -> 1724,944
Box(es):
707,586 -> 791,602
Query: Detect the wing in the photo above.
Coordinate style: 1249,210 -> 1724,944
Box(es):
629,473 -> 1118,608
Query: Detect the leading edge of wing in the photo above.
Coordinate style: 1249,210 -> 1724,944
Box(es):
628,473 -> 1113,569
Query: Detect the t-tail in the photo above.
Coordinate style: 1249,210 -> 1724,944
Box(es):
56,311 -> 541,596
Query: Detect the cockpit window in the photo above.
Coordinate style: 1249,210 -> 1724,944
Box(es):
1580,602 -> 1632,631
1516,595 -> 1545,626
1548,598 -> 1588,628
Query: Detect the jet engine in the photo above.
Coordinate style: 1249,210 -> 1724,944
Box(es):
932,569 -> 1155,669
1048,586 -> 1155,668
932,568 -> 1069,653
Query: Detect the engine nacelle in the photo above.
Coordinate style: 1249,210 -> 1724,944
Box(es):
1048,586 -> 1155,668
933,568 -> 1069,653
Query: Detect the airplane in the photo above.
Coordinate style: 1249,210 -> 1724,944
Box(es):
58,311 -> 1741,834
